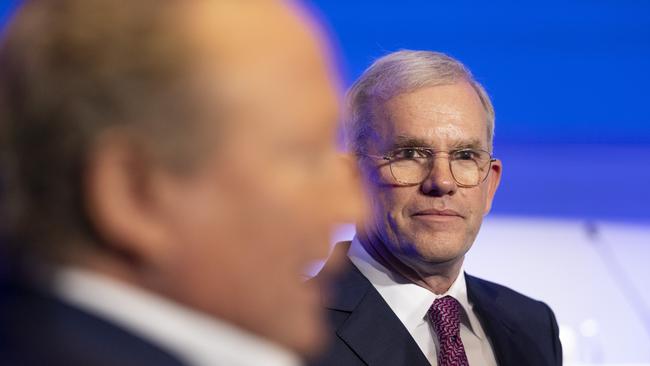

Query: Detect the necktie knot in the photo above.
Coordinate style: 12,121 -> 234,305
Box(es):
428,295 -> 462,338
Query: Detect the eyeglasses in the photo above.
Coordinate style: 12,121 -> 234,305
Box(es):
360,147 -> 496,187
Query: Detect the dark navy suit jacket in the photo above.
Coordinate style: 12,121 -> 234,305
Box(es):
308,242 -> 562,366
0,271 -> 187,366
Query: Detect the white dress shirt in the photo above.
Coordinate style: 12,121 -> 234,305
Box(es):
52,266 -> 301,366
348,237 -> 497,366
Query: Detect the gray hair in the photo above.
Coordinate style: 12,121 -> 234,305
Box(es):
344,50 -> 495,153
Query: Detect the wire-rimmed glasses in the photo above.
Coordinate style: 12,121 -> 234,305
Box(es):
360,147 -> 496,187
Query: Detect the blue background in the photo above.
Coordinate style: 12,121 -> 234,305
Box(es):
307,0 -> 650,145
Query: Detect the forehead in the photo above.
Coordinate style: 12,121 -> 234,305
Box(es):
370,82 -> 488,150
185,1 -> 339,139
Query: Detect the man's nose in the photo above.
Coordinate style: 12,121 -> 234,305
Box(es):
420,155 -> 457,196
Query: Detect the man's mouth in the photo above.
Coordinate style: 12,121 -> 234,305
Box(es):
411,208 -> 464,219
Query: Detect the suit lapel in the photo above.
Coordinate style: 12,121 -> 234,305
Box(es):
319,242 -> 430,366
337,288 -> 431,366
466,274 -> 546,366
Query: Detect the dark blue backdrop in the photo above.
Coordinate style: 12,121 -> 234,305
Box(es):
308,0 -> 650,145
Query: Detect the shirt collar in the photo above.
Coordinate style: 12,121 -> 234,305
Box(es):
52,266 -> 301,366
348,236 -> 485,340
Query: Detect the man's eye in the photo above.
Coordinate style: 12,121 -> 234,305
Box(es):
393,148 -> 428,160
454,150 -> 478,160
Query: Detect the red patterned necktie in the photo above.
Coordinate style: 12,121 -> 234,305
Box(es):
428,295 -> 470,366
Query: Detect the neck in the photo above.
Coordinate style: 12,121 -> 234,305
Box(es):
59,246 -> 159,295
357,228 -> 463,294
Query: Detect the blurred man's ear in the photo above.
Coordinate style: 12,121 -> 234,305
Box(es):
483,159 -> 502,215
83,130 -> 173,265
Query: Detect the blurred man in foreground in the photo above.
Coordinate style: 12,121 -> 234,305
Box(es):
0,0 -> 362,365
309,50 -> 562,366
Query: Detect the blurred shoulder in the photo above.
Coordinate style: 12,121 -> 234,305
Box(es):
0,274 -> 186,366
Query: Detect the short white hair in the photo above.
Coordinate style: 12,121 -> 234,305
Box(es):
344,50 -> 495,153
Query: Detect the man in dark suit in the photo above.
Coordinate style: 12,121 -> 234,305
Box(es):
0,0 -> 362,365
308,50 -> 562,366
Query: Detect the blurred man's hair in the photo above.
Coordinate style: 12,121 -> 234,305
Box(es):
0,0 -> 213,258
344,50 -> 495,154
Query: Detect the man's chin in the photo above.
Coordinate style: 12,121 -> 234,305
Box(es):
408,241 -> 469,266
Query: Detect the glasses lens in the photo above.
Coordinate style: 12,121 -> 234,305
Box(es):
450,160 -> 480,186
450,150 -> 491,186
389,156 -> 430,184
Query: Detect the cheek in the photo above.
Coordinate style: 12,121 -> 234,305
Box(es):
232,178 -> 328,269
476,184 -> 492,215
368,186 -> 412,232
458,189 -> 488,231
163,183 -> 223,247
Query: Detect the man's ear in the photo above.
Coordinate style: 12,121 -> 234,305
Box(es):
483,159 -> 502,215
83,131 -> 172,265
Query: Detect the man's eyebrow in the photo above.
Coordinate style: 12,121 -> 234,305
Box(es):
389,136 -> 432,149
450,138 -> 485,150
389,136 -> 487,150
